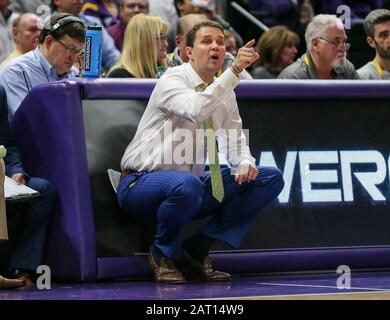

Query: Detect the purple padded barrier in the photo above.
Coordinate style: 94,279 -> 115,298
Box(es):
82,79 -> 390,100
10,81 -> 97,281
96,247 -> 390,280
82,78 -> 156,100
234,79 -> 390,99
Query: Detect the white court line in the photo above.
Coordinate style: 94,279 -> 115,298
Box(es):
257,282 -> 390,292
211,290 -> 390,300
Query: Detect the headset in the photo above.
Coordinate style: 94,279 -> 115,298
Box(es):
39,15 -> 85,42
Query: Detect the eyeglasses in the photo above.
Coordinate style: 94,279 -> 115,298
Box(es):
125,3 -> 148,10
56,39 -> 84,57
319,37 -> 351,50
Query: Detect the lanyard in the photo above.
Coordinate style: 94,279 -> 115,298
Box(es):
373,59 -> 385,80
304,53 -> 310,66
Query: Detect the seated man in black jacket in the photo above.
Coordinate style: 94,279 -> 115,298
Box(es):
0,84 -> 57,289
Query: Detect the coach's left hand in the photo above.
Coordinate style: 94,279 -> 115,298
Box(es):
235,162 -> 258,185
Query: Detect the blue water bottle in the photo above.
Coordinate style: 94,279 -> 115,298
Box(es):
84,25 -> 102,78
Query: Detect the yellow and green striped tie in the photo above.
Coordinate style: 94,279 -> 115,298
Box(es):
198,83 -> 224,203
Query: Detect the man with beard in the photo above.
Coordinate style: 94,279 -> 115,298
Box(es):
358,9 -> 390,80
278,14 -> 359,79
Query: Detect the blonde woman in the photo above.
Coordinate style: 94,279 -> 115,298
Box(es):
107,14 -> 168,78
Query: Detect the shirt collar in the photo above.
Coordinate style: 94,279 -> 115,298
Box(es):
184,62 -> 213,89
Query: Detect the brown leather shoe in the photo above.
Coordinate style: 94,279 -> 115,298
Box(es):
0,275 -> 25,289
148,249 -> 186,284
180,251 -> 231,282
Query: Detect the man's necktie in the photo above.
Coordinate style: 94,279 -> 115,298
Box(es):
198,83 -> 224,203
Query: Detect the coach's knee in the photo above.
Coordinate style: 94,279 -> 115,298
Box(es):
269,167 -> 284,195
169,174 -> 204,207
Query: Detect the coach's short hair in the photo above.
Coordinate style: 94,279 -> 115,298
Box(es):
186,20 -> 224,48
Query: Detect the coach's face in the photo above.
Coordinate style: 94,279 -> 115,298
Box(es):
186,26 -> 225,83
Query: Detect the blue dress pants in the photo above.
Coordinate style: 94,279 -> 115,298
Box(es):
117,166 -> 284,259
6,177 -> 57,271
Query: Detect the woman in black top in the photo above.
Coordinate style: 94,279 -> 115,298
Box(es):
107,14 -> 168,78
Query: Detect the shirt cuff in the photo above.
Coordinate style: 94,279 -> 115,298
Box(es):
217,66 -> 240,90
239,158 -> 256,167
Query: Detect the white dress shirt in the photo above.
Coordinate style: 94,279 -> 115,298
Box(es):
121,62 -> 256,176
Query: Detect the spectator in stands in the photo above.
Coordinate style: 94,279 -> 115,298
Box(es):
0,13 -> 85,118
252,26 -> 299,79
81,0 -> 120,28
52,0 -> 120,70
358,9 -> 390,80
149,0 -> 177,28
0,13 -> 42,69
168,14 -> 252,79
0,84 -> 57,289
168,13 -> 207,67
167,0 -> 198,52
224,29 -> 237,57
117,20 -> 283,284
0,0 -> 14,64
107,14 -> 168,78
174,0 -> 194,17
278,14 -> 359,79
107,0 -> 149,51
9,0 -> 49,15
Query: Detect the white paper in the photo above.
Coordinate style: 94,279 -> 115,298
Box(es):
4,176 -> 40,201
107,169 -> 121,193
